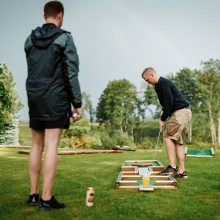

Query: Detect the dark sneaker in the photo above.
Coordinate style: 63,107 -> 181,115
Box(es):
159,165 -> 178,175
39,196 -> 65,211
175,171 -> 188,179
27,194 -> 40,206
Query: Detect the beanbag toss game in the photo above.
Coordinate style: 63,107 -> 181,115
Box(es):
116,160 -> 177,192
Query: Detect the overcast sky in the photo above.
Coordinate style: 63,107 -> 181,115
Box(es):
1,0 -> 220,121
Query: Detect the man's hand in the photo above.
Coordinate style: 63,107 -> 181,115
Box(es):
159,120 -> 165,131
72,108 -> 82,122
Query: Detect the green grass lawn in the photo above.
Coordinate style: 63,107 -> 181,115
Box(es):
0,148 -> 219,220
18,122 -> 32,146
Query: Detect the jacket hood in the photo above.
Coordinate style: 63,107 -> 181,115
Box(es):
31,23 -> 68,48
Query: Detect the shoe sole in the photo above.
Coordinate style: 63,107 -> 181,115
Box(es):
176,176 -> 188,179
39,207 -> 52,211
39,206 -> 65,211
27,202 -> 40,206
159,171 -> 177,175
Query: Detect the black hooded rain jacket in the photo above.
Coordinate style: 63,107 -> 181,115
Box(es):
24,23 -> 82,121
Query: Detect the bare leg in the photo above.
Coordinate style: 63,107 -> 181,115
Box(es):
42,128 -> 62,201
29,129 -> 45,194
163,137 -> 177,168
176,144 -> 185,173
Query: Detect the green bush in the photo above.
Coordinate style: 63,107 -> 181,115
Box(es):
60,118 -> 103,149
82,133 -> 102,149
59,137 -> 72,148
97,129 -> 136,149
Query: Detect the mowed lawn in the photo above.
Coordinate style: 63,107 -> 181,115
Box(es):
0,148 -> 219,220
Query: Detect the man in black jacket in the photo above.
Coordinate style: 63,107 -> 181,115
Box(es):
142,67 -> 192,178
25,1 -> 82,210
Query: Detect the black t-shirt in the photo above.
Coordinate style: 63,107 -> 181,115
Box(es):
154,77 -> 189,121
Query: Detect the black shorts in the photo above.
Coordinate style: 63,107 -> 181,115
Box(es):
30,114 -> 70,131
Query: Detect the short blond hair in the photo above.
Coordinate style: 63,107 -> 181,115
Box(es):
141,67 -> 155,78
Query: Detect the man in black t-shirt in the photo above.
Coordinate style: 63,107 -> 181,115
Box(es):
142,67 -> 192,178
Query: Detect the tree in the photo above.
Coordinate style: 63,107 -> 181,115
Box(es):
96,79 -> 139,136
198,59 -> 220,148
167,62 -> 220,148
82,91 -> 94,122
0,63 -> 23,132
168,68 -> 202,112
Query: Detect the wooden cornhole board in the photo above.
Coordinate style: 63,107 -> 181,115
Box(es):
116,160 -> 177,192
121,160 -> 164,173
18,149 -> 123,155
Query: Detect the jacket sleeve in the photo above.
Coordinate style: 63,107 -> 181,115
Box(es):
24,35 -> 32,56
62,34 -> 82,108
160,84 -> 173,121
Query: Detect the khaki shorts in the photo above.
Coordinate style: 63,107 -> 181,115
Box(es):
163,108 -> 192,145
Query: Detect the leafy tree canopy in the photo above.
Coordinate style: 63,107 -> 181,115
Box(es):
0,63 -> 23,132
96,79 -> 138,134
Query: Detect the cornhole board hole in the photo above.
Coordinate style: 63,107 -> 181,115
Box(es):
116,160 -> 177,192
185,147 -> 214,158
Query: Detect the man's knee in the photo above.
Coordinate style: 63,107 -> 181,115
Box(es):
32,129 -> 45,147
